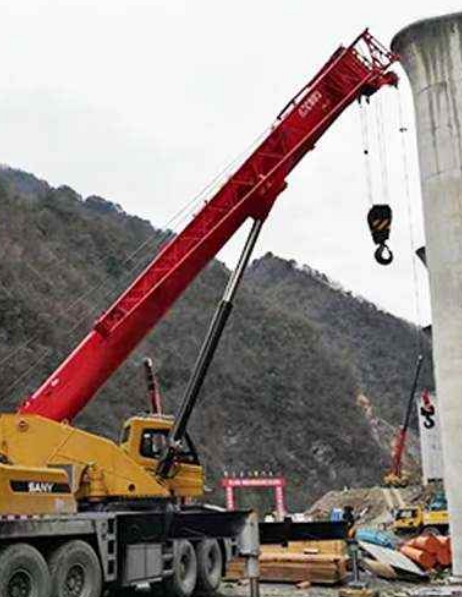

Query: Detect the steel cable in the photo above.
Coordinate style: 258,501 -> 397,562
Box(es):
397,89 -> 423,355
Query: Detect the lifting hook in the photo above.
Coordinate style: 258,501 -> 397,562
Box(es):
374,243 -> 393,266
367,204 -> 394,266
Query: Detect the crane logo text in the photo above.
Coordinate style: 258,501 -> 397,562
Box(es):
298,91 -> 322,118
28,482 -> 54,494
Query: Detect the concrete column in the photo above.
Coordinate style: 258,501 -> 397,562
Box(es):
393,14 -> 462,577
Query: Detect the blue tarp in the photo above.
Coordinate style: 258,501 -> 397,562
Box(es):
356,528 -> 397,549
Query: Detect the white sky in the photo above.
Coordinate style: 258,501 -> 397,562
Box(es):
2,1 -> 461,324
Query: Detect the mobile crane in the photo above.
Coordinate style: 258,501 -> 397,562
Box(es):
384,355 -> 424,487
0,31 -> 397,597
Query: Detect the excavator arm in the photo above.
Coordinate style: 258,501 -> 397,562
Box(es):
19,30 -> 397,423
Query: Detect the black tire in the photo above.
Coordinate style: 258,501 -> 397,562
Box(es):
48,540 -> 102,597
0,543 -> 51,597
195,540 -> 223,595
164,540 -> 197,597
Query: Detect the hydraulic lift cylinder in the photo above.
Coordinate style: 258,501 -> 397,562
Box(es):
157,219 -> 264,478
393,13 -> 462,577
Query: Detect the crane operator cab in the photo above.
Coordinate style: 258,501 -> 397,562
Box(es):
120,416 -> 204,498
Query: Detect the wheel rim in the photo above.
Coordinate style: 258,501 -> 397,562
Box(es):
179,551 -> 191,580
206,549 -> 216,575
64,564 -> 85,597
8,570 -> 32,597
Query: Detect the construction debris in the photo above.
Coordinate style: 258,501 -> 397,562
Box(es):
307,486 -> 425,527
362,557 -> 398,580
399,545 -> 436,571
400,536 -> 452,570
359,541 -> 427,580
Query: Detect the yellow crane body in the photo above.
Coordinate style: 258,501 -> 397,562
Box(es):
0,413 -> 203,515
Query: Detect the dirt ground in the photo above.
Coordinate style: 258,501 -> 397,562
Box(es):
222,582 -> 340,597
220,577 -> 454,597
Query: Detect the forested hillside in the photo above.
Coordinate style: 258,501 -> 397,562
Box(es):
247,255 -> 434,426
0,166 -> 433,511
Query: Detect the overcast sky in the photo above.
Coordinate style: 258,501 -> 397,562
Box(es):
2,1 -> 461,325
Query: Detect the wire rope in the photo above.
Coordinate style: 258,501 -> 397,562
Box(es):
359,100 -> 374,206
375,95 -> 391,205
397,90 -> 423,356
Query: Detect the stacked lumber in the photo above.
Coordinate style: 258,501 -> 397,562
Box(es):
226,541 -> 348,585
399,535 -> 452,570
271,540 -> 347,556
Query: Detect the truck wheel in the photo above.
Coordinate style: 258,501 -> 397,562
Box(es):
0,543 -> 51,597
165,540 -> 197,597
195,540 -> 223,595
48,540 -> 102,597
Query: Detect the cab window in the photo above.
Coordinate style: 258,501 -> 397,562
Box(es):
396,508 -> 417,520
139,429 -> 199,464
140,429 -> 168,458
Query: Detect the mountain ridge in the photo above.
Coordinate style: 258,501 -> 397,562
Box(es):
0,166 -> 432,511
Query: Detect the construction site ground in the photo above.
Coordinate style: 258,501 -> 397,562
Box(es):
219,484 -> 452,597
221,577 -> 456,597
221,578 -> 431,597
130,578 -> 449,597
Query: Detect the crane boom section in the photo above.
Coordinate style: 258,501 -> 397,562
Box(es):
19,31 -> 397,422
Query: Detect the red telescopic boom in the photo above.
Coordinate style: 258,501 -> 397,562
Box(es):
390,355 -> 424,479
19,31 -> 397,422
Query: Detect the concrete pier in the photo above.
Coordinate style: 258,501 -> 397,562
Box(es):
393,14 -> 462,577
